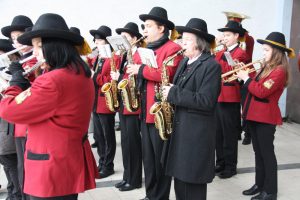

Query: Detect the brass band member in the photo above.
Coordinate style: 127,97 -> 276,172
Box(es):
0,13 -> 98,200
89,25 -> 120,178
126,7 -> 183,200
112,22 -> 143,191
236,32 -> 294,200
0,39 -> 22,200
215,20 -> 250,179
1,15 -> 35,200
162,18 -> 221,200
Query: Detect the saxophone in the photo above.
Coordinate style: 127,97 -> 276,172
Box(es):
101,52 -> 120,112
117,36 -> 146,112
149,49 -> 185,140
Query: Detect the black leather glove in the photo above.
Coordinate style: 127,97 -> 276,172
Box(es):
8,61 -> 24,75
9,70 -> 30,91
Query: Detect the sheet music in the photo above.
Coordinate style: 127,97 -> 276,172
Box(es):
137,48 -> 158,68
224,51 -> 237,66
106,35 -> 131,52
98,44 -> 112,58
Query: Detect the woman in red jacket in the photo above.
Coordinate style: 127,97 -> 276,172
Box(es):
0,13 -> 98,200
236,32 -> 295,200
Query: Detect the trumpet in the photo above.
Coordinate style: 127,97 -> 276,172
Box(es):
221,59 -> 264,82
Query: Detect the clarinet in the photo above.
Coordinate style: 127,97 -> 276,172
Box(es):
22,59 -> 45,76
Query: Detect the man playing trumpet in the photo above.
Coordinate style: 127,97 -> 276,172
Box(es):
215,20 -> 251,179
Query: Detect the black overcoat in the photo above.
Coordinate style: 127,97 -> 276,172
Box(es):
165,53 -> 221,184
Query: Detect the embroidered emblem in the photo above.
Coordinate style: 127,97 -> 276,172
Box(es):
15,88 -> 31,104
263,79 -> 275,89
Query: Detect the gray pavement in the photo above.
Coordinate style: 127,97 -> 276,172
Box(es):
1,122 -> 300,200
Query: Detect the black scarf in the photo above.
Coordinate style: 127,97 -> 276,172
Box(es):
146,34 -> 169,50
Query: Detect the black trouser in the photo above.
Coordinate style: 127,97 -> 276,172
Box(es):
141,122 -> 171,200
248,120 -> 277,194
119,113 -> 142,187
0,153 -> 21,200
15,136 -> 27,200
174,178 -> 207,200
216,102 -> 240,171
28,194 -> 78,200
93,112 -> 116,171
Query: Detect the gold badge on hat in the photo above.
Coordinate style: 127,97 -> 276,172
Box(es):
263,79 -> 275,89
15,88 -> 31,104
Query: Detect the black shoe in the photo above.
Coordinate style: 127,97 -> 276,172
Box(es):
218,169 -> 237,179
243,185 -> 260,196
215,165 -> 225,173
115,180 -> 127,188
251,191 -> 277,200
242,136 -> 251,145
119,183 -> 141,192
91,142 -> 97,148
99,168 -> 114,178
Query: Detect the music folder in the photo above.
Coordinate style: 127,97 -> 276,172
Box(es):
106,35 -> 131,52
137,48 -> 158,68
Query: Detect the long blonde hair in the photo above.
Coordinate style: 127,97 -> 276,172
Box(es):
260,47 -> 290,87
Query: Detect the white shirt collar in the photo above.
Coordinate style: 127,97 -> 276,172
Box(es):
187,53 -> 202,65
227,43 -> 239,52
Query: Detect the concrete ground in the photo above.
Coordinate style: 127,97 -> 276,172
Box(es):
1,122 -> 300,200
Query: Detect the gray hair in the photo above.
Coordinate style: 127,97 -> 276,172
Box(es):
195,36 -> 211,53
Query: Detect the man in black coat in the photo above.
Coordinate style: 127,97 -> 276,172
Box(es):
162,18 -> 221,200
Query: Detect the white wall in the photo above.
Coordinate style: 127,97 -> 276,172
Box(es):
0,0 -> 293,115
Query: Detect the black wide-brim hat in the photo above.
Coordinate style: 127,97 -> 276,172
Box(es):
0,39 -> 14,52
176,18 -> 215,43
90,26 -> 112,39
218,20 -> 244,35
17,13 -> 84,46
1,15 -> 33,38
116,22 -> 142,39
70,27 -> 81,35
257,32 -> 295,58
139,6 -> 175,29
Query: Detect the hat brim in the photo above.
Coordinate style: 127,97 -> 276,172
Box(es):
1,25 -> 30,38
115,28 -> 142,39
0,45 -> 14,52
139,14 -> 174,29
257,39 -> 292,53
218,27 -> 242,35
176,26 -> 215,43
17,29 -> 84,46
89,30 -> 107,39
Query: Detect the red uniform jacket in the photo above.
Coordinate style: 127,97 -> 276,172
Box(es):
139,40 -> 183,123
121,50 -> 142,115
215,45 -> 250,102
14,57 -> 38,138
93,55 -> 121,114
243,67 -> 286,125
0,67 -> 98,197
